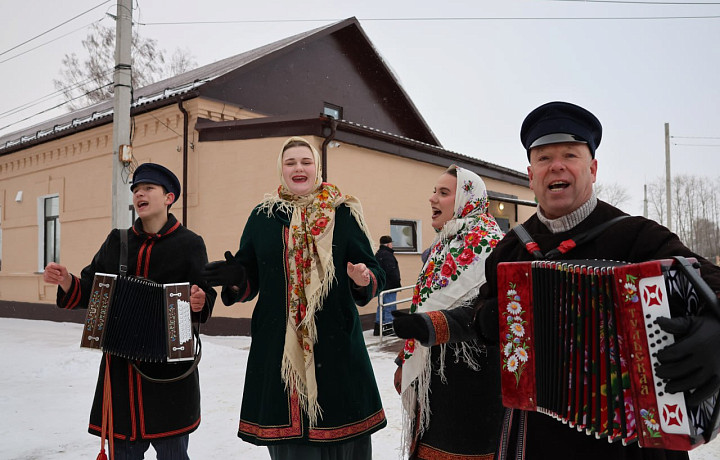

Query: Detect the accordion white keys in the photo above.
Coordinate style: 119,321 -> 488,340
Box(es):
80,273 -> 195,362
497,257 -> 720,451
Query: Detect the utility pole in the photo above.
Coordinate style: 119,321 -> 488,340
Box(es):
643,183 -> 648,218
665,122 -> 672,232
111,0 -> 133,229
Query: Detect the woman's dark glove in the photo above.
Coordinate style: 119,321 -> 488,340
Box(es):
391,310 -> 429,344
201,251 -> 247,287
473,297 -> 499,345
656,314 -> 720,406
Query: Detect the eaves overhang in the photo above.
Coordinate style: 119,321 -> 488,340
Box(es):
0,83 -> 204,156
195,115 -> 530,188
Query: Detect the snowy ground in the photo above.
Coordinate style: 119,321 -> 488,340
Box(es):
1,318 -> 718,460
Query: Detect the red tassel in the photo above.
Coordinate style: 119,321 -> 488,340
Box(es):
96,449 -> 108,460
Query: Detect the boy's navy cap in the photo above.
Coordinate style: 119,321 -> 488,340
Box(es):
520,101 -> 602,160
131,163 -> 181,204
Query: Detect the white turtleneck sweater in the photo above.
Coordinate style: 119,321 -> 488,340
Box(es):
536,193 -> 598,234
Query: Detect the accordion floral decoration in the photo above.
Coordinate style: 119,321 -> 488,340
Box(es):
502,281 -> 530,386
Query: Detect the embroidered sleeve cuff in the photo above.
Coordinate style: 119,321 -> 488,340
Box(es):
58,275 -> 81,309
426,310 -> 451,345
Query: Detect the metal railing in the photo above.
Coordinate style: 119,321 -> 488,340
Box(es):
376,284 -> 415,343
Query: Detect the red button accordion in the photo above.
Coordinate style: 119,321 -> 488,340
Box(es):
497,257 -> 720,451
80,273 -> 195,362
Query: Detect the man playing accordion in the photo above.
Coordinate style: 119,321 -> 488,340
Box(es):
473,101 -> 720,460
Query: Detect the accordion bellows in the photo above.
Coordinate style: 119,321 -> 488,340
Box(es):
497,258 -> 720,451
80,273 -> 194,362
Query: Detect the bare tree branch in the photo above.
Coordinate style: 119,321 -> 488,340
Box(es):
53,23 -> 196,111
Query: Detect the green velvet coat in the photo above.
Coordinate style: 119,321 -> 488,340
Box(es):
222,203 -> 387,445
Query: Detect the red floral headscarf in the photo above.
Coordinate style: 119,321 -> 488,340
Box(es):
400,165 -> 504,446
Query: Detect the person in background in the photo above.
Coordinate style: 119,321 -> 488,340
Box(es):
201,136 -> 386,460
374,235 -> 401,336
391,164 -> 506,459
43,163 -> 216,460
477,101 -> 720,459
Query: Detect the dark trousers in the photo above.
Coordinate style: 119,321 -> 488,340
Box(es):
267,436 -> 372,460
112,435 -> 190,460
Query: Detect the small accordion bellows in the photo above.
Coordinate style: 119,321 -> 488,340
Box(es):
497,257 -> 720,451
80,273 -> 194,362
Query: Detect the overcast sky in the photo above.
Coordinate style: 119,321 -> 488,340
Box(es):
2,0 -> 720,216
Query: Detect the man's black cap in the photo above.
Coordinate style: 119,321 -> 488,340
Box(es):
520,101 -> 602,160
131,163 -> 181,205
380,235 -> 393,245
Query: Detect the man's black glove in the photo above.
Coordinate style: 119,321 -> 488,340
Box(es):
391,310 -> 429,344
201,251 -> 247,287
472,297 -> 499,345
656,314 -> 720,406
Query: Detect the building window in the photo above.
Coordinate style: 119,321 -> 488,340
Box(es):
489,200 -> 514,234
390,219 -> 420,253
43,196 -> 60,266
323,102 -> 343,120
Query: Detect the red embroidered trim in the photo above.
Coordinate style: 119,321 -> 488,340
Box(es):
142,240 -> 155,276
417,444 -> 495,459
136,240 -> 149,276
238,392 -> 303,440
369,271 -> 378,298
238,279 -> 252,302
63,275 -> 81,309
129,362 -> 138,440
88,424 -> 129,440
142,418 -> 201,439
308,409 -> 386,441
427,311 -> 450,344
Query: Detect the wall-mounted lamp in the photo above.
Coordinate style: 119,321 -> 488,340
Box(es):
15,191 -> 23,203
498,203 -> 505,211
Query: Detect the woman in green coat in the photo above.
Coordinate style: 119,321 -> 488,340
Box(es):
202,137 -> 387,460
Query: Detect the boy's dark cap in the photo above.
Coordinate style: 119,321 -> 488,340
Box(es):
520,101 -> 602,160
380,235 -> 393,245
131,163 -> 181,204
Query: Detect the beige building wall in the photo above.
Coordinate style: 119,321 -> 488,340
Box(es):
0,98 -> 535,321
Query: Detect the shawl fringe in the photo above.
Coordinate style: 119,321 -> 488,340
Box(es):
258,188 -> 371,428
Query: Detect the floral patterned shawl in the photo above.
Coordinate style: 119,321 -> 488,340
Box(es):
400,166 -> 504,447
259,137 -> 372,428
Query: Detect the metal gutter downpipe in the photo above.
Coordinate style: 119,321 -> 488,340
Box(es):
320,118 -> 338,183
177,98 -> 189,225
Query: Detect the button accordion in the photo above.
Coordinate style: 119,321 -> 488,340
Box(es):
80,273 -> 195,362
497,257 -> 720,451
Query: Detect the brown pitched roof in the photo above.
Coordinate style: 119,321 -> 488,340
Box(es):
0,17 -> 438,153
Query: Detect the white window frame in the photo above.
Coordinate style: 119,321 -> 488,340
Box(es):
37,194 -> 60,272
389,218 -> 422,253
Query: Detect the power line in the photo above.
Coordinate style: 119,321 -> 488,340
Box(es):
0,82 -> 113,133
0,19 -> 104,66
672,135 -> 720,140
0,0 -> 112,58
672,143 -> 720,147
0,68 -> 114,119
550,0 -> 720,4
137,15 -> 720,26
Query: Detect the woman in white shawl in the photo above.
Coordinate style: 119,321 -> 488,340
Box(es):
392,165 -> 506,459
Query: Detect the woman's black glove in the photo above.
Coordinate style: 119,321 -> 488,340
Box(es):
472,297 -> 499,345
656,314 -> 720,406
201,251 -> 247,287
391,310 -> 429,344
